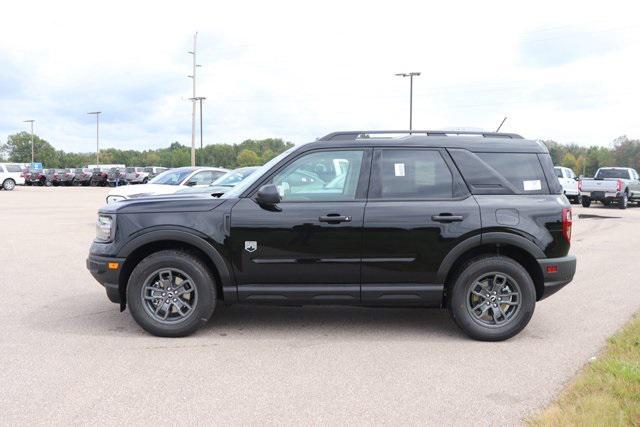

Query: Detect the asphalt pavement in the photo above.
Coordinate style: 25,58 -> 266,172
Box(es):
1,186 -> 639,425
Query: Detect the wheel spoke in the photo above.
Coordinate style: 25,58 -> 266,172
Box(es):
174,281 -> 193,296
492,274 -> 507,293
159,270 -> 173,288
491,305 -> 504,323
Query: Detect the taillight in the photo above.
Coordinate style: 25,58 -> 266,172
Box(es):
562,208 -> 572,243
102,172 -> 107,177
617,179 -> 623,192
577,180 -> 582,191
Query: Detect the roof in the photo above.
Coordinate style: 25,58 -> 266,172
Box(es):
307,130 -> 548,153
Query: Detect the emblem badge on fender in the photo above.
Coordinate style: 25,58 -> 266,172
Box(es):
244,241 -> 257,253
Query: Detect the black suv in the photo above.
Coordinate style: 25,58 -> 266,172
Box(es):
87,130 -> 576,340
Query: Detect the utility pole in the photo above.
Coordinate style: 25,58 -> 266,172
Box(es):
23,120 -> 35,163
88,112 -> 101,166
190,97 -> 206,165
395,72 -> 420,131
187,32 -> 201,167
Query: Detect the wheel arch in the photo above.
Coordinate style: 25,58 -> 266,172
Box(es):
439,233 -> 545,303
117,230 -> 235,310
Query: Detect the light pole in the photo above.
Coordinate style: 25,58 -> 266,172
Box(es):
394,72 -> 421,131
190,97 -> 206,165
23,119 -> 35,163
187,32 -> 201,167
88,112 -> 101,166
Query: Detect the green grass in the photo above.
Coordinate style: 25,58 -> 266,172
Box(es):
529,313 -> 640,426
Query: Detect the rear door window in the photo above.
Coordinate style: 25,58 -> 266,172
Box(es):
370,149 -> 454,200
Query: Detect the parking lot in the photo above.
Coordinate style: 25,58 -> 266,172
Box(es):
1,186 -> 639,425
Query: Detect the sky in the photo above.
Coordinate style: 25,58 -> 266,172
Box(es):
1,0 -> 639,153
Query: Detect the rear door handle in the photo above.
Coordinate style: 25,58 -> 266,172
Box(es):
431,214 -> 464,223
319,214 -> 352,223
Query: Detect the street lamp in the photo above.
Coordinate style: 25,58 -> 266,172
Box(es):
394,72 -> 421,131
190,97 -> 206,165
87,112 -> 101,166
23,119 -> 35,163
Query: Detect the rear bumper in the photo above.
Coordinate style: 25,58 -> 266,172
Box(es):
537,255 -> 577,300
86,254 -> 126,304
580,191 -> 621,200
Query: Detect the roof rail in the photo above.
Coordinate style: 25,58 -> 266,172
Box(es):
318,130 -> 524,141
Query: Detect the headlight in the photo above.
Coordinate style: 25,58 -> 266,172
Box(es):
95,215 -> 115,242
106,195 -> 126,204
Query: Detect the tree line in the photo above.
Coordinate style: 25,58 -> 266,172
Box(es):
543,136 -> 640,177
2,132 -> 639,177
0,132 -> 294,169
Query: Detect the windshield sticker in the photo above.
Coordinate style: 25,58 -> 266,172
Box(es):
523,180 -> 542,191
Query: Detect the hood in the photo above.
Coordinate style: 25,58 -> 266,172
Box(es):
106,183 -> 183,198
100,193 -> 227,214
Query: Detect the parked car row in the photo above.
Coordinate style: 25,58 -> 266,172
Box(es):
16,165 -> 170,188
555,166 -> 640,209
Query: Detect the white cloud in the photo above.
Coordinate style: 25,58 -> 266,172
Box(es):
1,0 -> 639,152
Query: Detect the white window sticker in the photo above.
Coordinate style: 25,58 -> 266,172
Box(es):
523,180 -> 542,191
394,163 -> 406,177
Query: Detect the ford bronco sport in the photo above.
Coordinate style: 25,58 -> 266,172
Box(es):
87,130 -> 577,341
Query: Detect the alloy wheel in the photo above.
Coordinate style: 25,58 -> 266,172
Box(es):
466,272 -> 521,327
141,268 -> 198,324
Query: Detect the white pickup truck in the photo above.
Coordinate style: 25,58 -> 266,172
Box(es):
579,167 -> 640,209
554,166 -> 580,204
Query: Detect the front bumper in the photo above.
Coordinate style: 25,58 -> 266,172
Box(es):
86,254 -> 126,304
537,255 -> 577,300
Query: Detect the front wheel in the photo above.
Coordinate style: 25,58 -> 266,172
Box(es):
448,255 -> 536,341
127,250 -> 217,337
2,179 -> 15,191
581,197 -> 591,208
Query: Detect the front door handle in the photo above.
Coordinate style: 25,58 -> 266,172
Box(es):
431,214 -> 464,223
319,214 -> 352,223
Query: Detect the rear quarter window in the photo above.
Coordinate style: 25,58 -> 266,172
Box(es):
449,149 -> 553,195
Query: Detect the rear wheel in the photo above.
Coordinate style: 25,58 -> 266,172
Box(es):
448,256 -> 536,341
581,197 -> 591,208
619,192 -> 628,209
127,250 -> 217,337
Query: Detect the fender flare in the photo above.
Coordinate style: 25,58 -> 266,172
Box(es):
436,232 -> 545,283
118,229 -> 236,302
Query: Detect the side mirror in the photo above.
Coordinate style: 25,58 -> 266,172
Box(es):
186,180 -> 197,187
574,176 -> 580,181
255,184 -> 281,208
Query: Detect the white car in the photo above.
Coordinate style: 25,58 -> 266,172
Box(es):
0,163 -> 26,190
106,166 -> 229,203
554,166 -> 580,203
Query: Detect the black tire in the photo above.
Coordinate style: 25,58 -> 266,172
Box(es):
602,200 -> 610,206
619,192 -> 628,209
90,180 -> 97,186
127,249 -> 217,337
2,179 -> 16,191
581,197 -> 591,208
142,178 -> 148,184
448,255 -> 536,341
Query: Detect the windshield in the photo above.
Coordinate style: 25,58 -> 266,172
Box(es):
212,167 -> 259,187
222,146 -> 299,198
149,169 -> 193,185
596,168 -> 630,179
